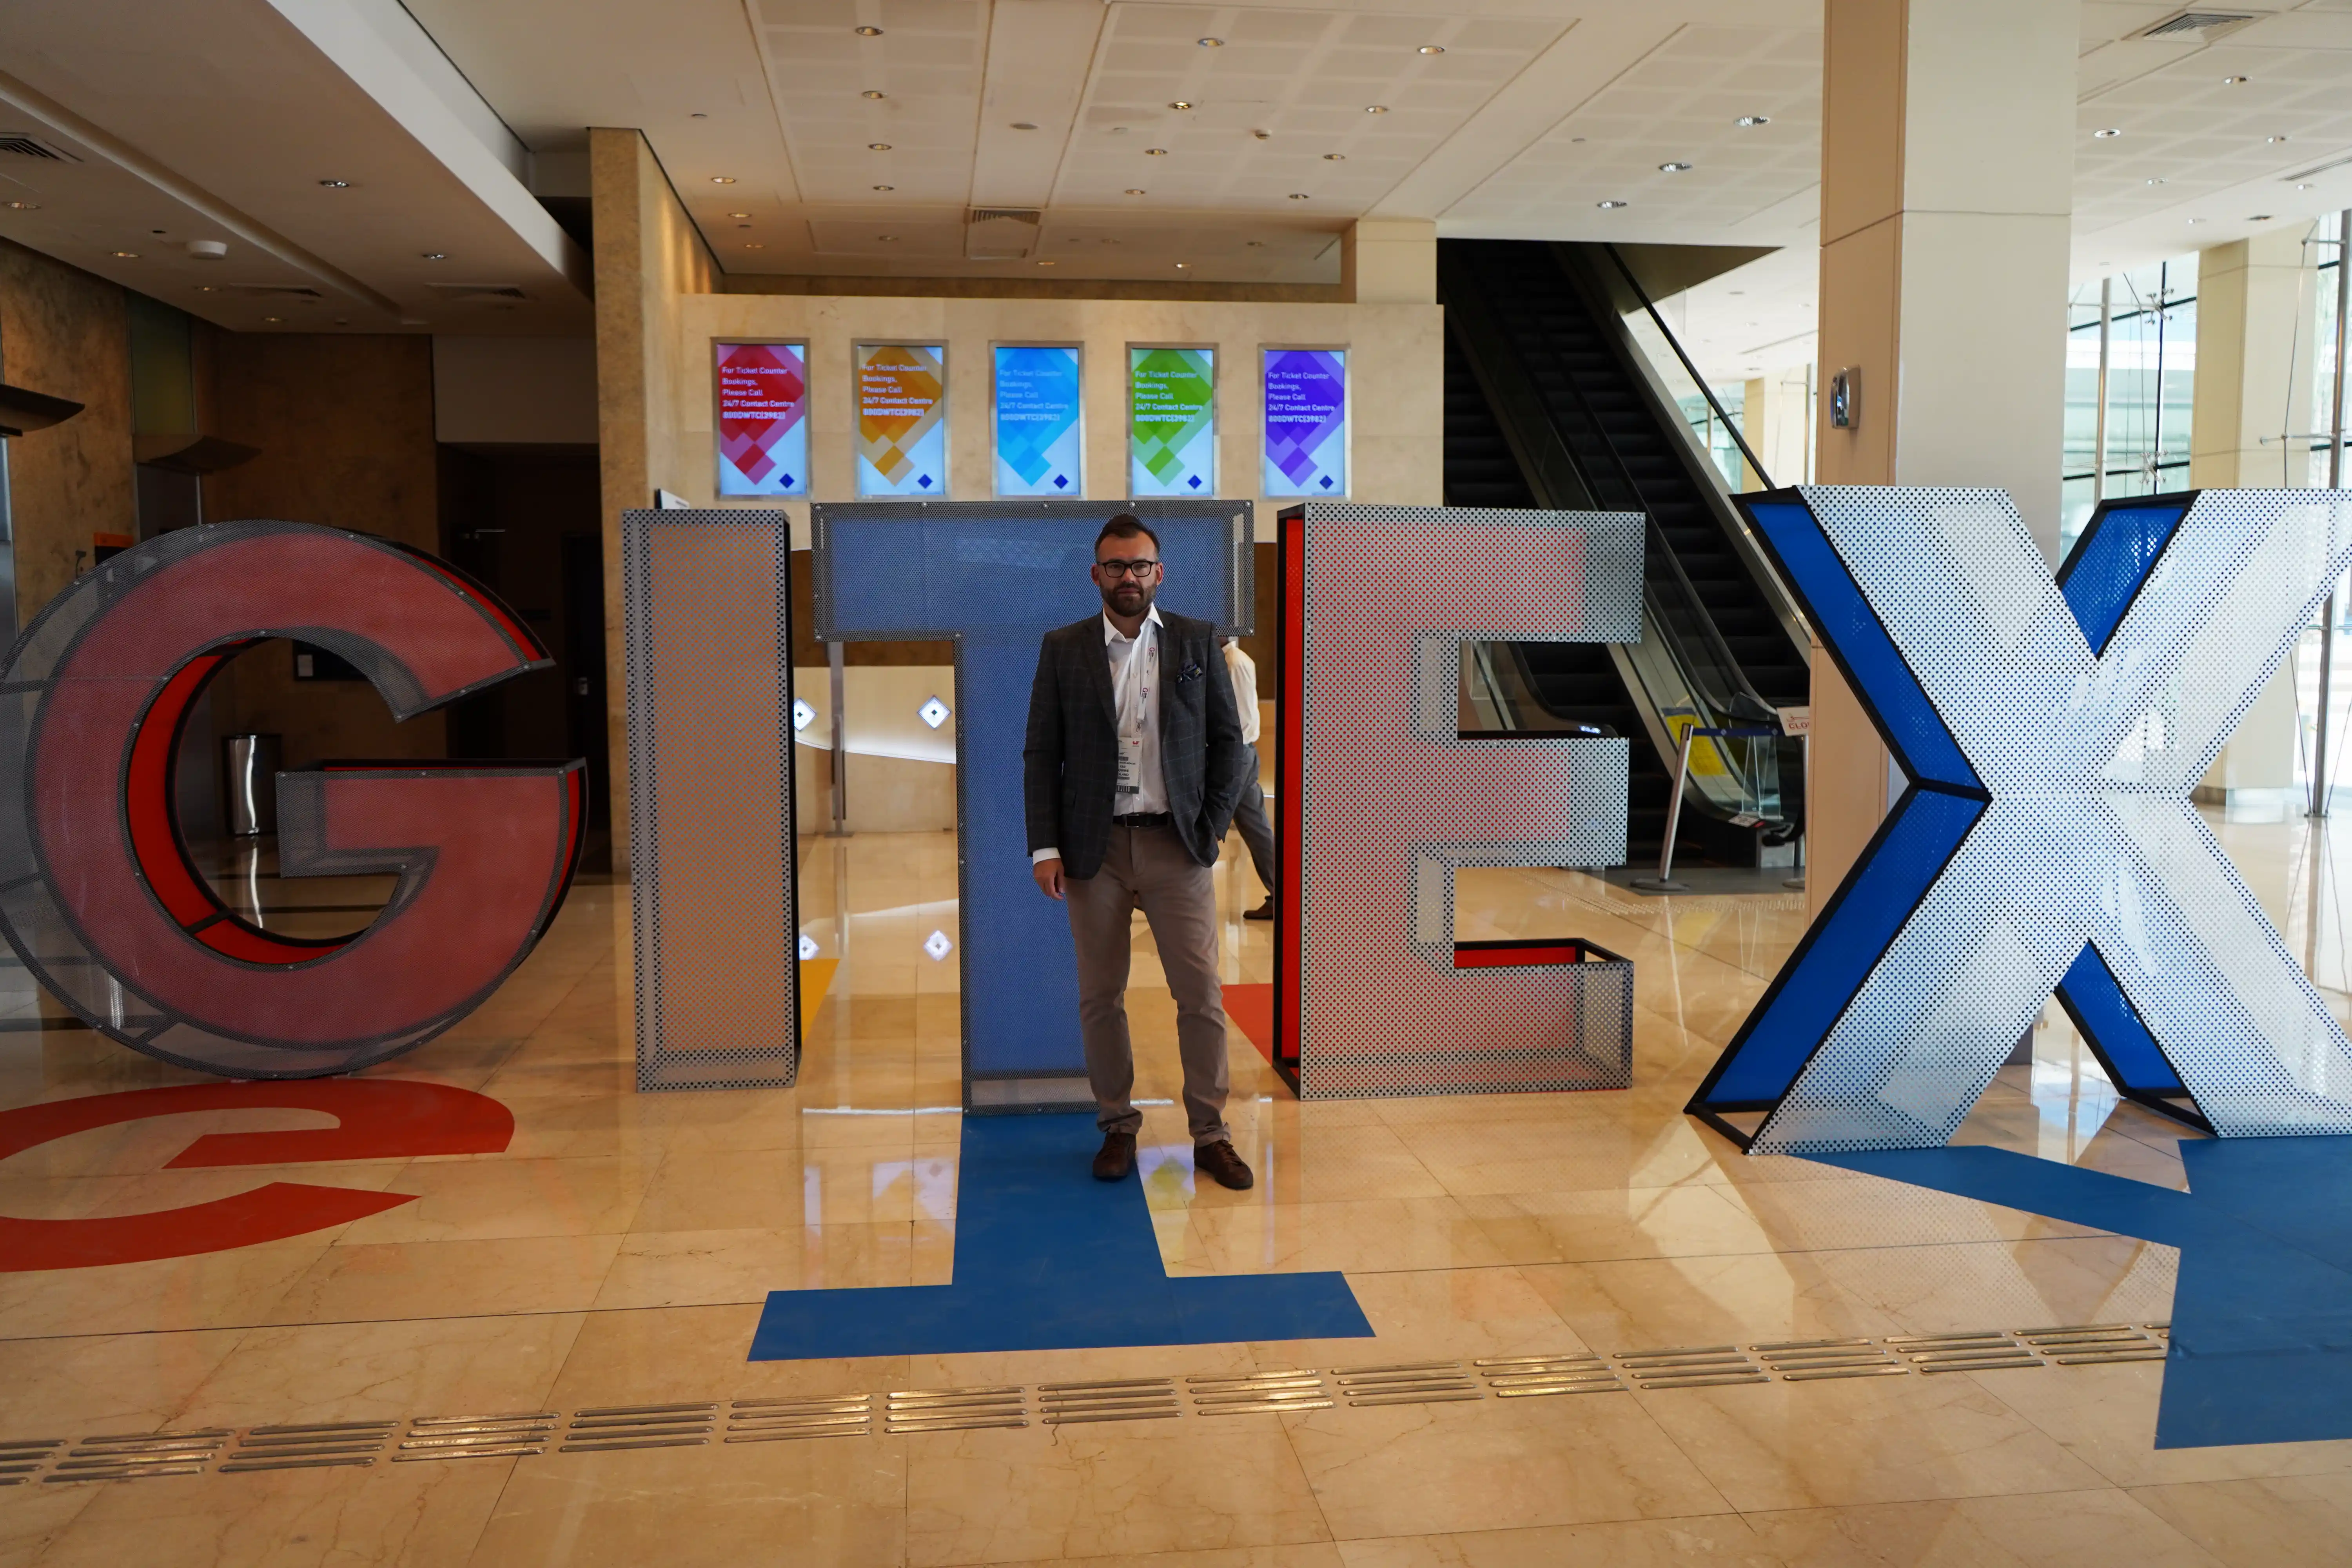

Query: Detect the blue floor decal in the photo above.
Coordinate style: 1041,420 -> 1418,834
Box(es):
1820,1137 -> 2352,1448
749,1114 -> 1373,1360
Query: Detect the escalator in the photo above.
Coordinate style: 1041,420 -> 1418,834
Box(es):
1440,239 -> 1811,867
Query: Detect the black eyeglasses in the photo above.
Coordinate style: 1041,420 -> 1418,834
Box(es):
1096,558 -> 1161,578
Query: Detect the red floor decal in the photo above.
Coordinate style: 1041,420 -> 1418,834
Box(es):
0,1080 -> 512,1270
1225,983 -> 1276,1067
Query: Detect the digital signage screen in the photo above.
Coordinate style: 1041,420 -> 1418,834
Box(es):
1263,347 -> 1348,497
856,342 -> 949,497
715,341 -> 809,497
1129,346 -> 1216,497
993,345 -> 1082,497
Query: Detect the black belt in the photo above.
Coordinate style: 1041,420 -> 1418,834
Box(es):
1112,811 -> 1172,828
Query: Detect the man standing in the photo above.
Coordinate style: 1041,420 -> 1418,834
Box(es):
1024,515 -> 1255,1189
1223,637 -> 1276,920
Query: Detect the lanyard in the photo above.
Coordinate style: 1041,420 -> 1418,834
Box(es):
1113,620 -> 1155,742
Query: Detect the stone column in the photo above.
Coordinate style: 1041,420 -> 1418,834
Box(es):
1804,0 -> 2077,911
2188,227 -> 2319,809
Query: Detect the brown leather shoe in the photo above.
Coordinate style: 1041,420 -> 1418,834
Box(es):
1092,1131 -> 1136,1181
1193,1139 -> 1254,1190
1243,897 -> 1274,921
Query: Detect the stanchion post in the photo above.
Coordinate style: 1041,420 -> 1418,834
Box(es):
1632,725 -> 1697,891
826,640 -> 850,838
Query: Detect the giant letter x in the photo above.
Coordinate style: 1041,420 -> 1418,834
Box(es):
1689,486 -> 2352,1154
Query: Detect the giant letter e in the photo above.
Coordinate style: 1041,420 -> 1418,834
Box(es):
1275,503 -> 1641,1096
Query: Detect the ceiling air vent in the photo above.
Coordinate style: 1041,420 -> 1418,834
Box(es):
425,283 -> 528,302
0,133 -> 77,162
967,207 -> 1041,262
2285,153 -> 2352,183
2129,10 -> 2259,42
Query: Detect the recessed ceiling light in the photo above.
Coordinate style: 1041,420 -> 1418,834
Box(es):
263,315 -> 281,323
1170,101 -> 1194,110
318,178 -> 349,187
690,112 -> 707,119
2299,182 -> 2316,191
1365,105 -> 1387,114
2094,128 -> 2122,138
2146,177 -> 2166,185
1125,188 -> 1146,196
1252,129 -> 1270,140
194,284 -> 216,291
1197,36 -> 1222,46
2187,217 -> 2203,225
422,251 -> 448,259
1176,262 -> 1189,269
1735,115 -> 1769,128
744,242 -> 765,248
1147,147 -> 1168,156
1419,44 -> 1444,54
1571,137 -> 1586,144
1288,192 -> 1309,200
872,184 -> 894,191
868,143 -> 891,151
1596,200 -> 1626,209
728,211 -> 751,217
856,25 -> 882,35
1012,122 -> 1037,130
1323,152 -> 1345,161
1246,240 -> 1265,247
2268,134 -> 2288,143
863,90 -> 886,100
2222,74 -> 2247,84
111,250 -> 139,258
1659,161 -> 1693,172
877,234 -> 897,241
2250,213 -> 2274,220
737,223 -> 750,229
711,176 -> 735,184
1109,126 -> 1127,135
2,200 -> 36,210
1037,260 -> 1055,266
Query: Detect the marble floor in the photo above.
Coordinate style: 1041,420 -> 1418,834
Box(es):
0,804 -> 2348,1566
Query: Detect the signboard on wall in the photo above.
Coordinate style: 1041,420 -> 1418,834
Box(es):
716,341 -> 809,497
1130,346 -> 1216,496
993,345 -> 1082,497
1263,348 -> 1348,497
856,343 -> 949,497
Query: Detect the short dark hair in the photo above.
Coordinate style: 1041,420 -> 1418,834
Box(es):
1095,514 -> 1160,556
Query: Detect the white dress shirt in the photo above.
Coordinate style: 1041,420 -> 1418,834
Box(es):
1034,605 -> 1165,864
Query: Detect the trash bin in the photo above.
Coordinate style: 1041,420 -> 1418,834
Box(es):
222,733 -> 282,837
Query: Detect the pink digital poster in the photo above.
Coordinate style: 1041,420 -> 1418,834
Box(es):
717,341 -> 809,497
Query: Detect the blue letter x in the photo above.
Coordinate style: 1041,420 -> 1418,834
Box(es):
1690,487 -> 2352,1153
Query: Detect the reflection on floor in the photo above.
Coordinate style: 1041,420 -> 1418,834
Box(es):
0,809 -> 2347,1563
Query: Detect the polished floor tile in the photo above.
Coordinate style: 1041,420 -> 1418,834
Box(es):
0,805 -> 2348,1563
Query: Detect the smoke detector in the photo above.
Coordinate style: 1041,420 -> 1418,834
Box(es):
186,240 -> 228,261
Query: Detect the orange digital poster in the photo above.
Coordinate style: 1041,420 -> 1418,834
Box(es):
855,343 -> 948,497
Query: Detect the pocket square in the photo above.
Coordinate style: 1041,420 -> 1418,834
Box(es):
1176,661 -> 1204,683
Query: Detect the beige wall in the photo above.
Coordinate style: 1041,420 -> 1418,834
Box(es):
0,237 -> 135,626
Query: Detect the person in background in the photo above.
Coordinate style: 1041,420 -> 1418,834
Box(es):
1223,637 -> 1276,920
1024,514 -> 1255,1190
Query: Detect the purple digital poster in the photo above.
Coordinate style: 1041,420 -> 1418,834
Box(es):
1262,348 -> 1348,497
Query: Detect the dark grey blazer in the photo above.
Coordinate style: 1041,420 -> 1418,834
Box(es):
1023,610 -> 1249,878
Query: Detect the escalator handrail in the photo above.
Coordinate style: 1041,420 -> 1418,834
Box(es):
1603,243 -> 1775,491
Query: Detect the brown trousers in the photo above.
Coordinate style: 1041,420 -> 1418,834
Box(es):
1064,824 -> 1232,1146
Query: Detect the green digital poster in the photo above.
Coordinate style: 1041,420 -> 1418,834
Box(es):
1129,347 -> 1216,496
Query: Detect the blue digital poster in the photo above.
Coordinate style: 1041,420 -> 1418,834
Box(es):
993,346 -> 1082,497
1263,347 -> 1348,497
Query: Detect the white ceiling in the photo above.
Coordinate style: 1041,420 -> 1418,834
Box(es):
7,0 -> 2352,332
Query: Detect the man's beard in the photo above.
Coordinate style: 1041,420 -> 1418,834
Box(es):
1102,581 -> 1154,615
